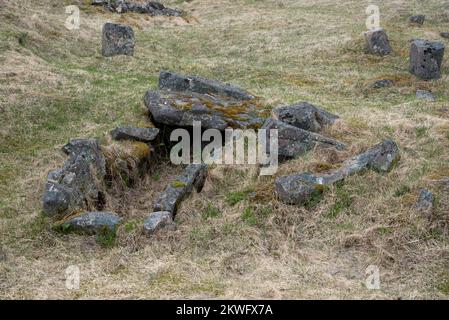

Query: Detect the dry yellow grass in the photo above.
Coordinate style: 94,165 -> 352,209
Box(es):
1,0 -> 449,299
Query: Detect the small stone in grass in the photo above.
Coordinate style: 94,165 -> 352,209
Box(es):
416,90 -> 436,102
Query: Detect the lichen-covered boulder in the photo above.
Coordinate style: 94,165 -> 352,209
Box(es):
101,22 -> 134,57
261,118 -> 346,160
143,211 -> 175,236
409,40 -> 445,80
42,139 -> 106,217
276,140 -> 400,205
59,212 -> 122,235
272,102 -> 338,132
364,28 -> 392,56
145,90 -> 267,130
153,164 -> 208,215
111,126 -> 159,142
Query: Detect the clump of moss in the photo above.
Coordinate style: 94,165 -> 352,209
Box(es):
172,180 -> 187,188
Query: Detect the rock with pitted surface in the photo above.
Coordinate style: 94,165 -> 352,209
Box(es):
42,139 -> 106,217
272,102 -> 338,132
276,140 -> 400,205
262,118 -> 346,160
101,22 -> 134,57
59,212 -> 122,235
153,164 -> 208,215
410,39 -> 445,80
364,28 -> 392,56
143,211 -> 175,236
111,126 -> 159,142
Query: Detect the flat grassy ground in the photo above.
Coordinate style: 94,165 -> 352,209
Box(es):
1,0 -> 449,299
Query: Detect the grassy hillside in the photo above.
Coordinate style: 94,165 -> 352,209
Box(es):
1,0 -> 449,299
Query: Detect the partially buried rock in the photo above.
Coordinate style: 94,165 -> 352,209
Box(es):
42,139 -> 106,217
262,118 -> 346,160
410,15 -> 425,25
414,189 -> 434,214
145,71 -> 267,130
441,32 -> 449,39
111,126 -> 159,142
416,90 -> 436,101
101,22 -> 134,57
370,79 -> 394,89
276,140 -> 400,205
59,212 -> 122,235
409,39 -> 445,80
143,211 -> 175,236
364,28 -> 392,56
272,102 -> 338,132
153,164 -> 208,216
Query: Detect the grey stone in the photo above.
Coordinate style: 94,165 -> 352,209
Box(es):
144,90 -> 266,130
261,118 -> 346,160
101,22 -> 134,57
42,139 -> 106,217
409,39 -> 445,80
276,140 -> 400,205
416,90 -> 436,101
441,32 -> 449,39
414,189 -> 434,213
272,102 -> 338,132
104,1 -> 183,17
60,212 -> 122,235
410,15 -> 425,25
153,164 -> 208,215
159,71 -> 255,101
0,247 -> 6,262
111,126 -> 159,142
364,28 -> 392,56
370,79 -> 394,89
143,211 -> 175,236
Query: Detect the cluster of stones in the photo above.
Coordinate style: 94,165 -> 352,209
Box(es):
364,14 -> 446,94
92,0 -> 183,17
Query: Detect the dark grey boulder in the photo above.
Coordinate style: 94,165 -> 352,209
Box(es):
159,71 -> 254,101
364,28 -> 392,56
261,118 -> 346,160
153,164 -> 208,215
410,15 -> 425,25
416,90 -> 436,101
103,0 -> 183,17
414,189 -> 434,214
441,32 -> 449,39
369,79 -> 394,89
276,140 -> 400,205
59,212 -> 122,235
144,91 -> 266,131
111,126 -> 159,142
272,102 -> 338,132
143,211 -> 175,236
42,139 -> 106,217
409,39 -> 445,80
101,22 -> 134,57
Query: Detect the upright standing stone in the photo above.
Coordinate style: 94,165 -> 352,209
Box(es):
364,28 -> 392,56
409,39 -> 445,80
101,22 -> 135,57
